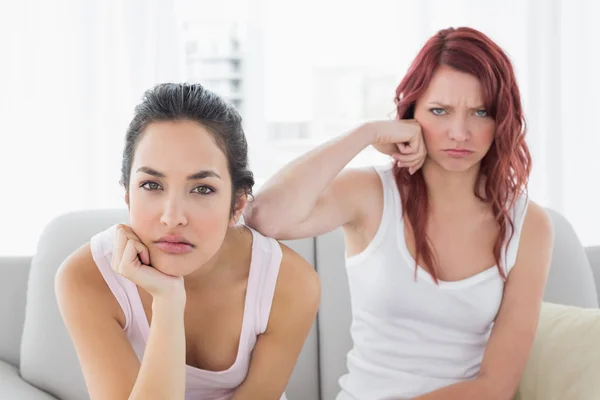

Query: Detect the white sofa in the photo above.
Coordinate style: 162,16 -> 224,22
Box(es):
1,208 -> 599,399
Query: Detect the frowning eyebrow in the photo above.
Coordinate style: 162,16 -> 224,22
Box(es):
428,101 -> 486,110
136,166 -> 221,180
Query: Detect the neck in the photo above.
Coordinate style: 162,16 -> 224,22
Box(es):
422,159 -> 484,215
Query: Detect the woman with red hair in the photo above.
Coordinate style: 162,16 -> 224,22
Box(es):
245,27 -> 553,399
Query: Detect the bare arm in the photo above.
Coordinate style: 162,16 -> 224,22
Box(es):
231,244 -> 321,399
244,120 -> 425,240
55,244 -> 187,400
245,125 -> 374,240
412,202 -> 554,400
132,296 -> 185,400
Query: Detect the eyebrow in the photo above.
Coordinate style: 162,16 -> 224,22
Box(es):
136,166 -> 221,180
428,101 -> 486,110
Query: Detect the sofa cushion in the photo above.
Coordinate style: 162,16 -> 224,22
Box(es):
279,237 -> 321,400
0,257 -> 31,366
516,302 -> 600,400
19,209 -> 320,400
0,360 -> 56,400
585,246 -> 600,302
20,209 -> 128,400
315,228 -> 353,400
545,209 -> 598,307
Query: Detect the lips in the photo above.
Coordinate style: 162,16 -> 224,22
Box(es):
444,149 -> 473,158
154,241 -> 194,254
154,235 -> 194,255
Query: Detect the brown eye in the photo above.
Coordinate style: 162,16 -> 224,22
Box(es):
141,181 -> 161,191
192,185 -> 215,195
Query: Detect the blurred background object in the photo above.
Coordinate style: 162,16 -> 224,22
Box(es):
0,0 -> 598,255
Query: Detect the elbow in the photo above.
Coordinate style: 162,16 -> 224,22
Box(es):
243,198 -> 281,238
477,374 -> 520,400
128,389 -> 184,400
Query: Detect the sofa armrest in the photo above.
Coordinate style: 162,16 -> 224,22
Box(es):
585,246 -> 600,305
0,257 -> 32,366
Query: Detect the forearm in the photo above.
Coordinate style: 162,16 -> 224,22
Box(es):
245,124 -> 373,234
129,296 -> 186,400
412,378 -> 511,400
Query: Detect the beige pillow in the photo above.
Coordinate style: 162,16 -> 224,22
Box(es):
515,302 -> 600,400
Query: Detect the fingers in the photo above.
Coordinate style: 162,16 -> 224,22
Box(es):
392,151 -> 422,164
116,224 -> 137,238
112,226 -> 128,270
396,140 -> 418,155
393,140 -> 425,163
109,225 -> 186,299
131,240 -> 150,266
116,240 -> 139,276
394,157 -> 422,168
392,128 -> 427,175
112,224 -> 151,271
395,158 -> 422,174
409,157 -> 426,175
116,238 -> 152,278
120,226 -> 150,264
394,122 -> 422,156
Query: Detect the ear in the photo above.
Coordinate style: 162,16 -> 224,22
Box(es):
229,192 -> 249,226
124,190 -> 130,210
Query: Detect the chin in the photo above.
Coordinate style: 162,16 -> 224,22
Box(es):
425,157 -> 479,174
149,251 -> 205,277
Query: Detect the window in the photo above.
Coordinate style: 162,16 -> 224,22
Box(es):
0,0 -> 598,256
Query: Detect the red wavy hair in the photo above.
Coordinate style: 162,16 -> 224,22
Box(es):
394,27 -> 531,283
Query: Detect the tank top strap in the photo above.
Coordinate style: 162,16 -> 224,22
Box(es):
374,163 -> 403,220
89,224 -> 135,330
503,192 -> 530,275
374,164 -> 529,277
245,227 -> 283,335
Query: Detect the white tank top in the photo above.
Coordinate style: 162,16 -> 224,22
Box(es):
90,225 -> 287,400
337,164 -> 528,400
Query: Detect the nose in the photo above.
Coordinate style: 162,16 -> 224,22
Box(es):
160,194 -> 188,229
448,115 -> 470,143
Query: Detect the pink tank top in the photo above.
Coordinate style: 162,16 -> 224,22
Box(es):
89,224 -> 286,400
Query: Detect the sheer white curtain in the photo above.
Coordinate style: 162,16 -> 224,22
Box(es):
0,0 -> 185,255
1,0 -> 598,256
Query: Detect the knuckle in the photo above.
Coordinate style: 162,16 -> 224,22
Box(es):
118,224 -> 132,235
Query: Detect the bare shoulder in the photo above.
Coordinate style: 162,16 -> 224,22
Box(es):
55,245 -> 142,398
56,243 -> 101,295
267,243 -> 320,329
55,243 -> 121,324
277,243 -> 320,306
513,200 -> 554,274
521,200 -> 553,245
